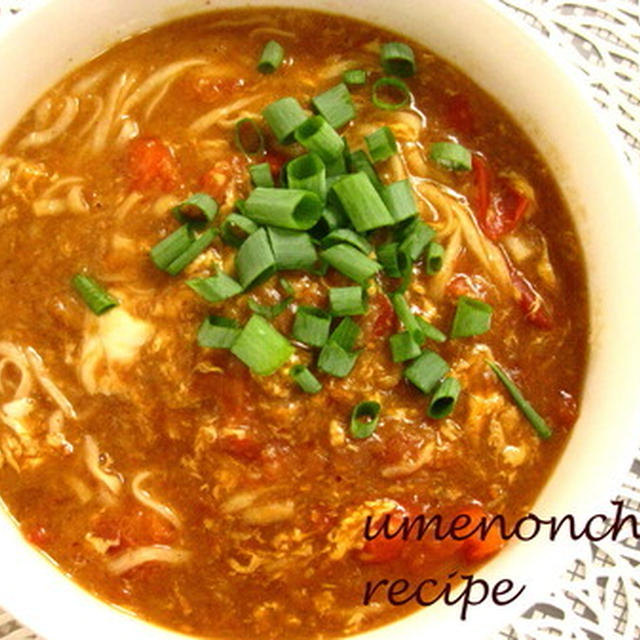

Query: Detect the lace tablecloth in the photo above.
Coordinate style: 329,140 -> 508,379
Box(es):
0,1 -> 638,639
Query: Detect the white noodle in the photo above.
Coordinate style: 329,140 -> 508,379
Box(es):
17,96 -> 79,150
70,67 -> 109,96
189,95 -> 262,135
25,347 -> 76,418
113,118 -> 139,149
76,96 -> 104,139
241,500 -> 295,525
131,471 -> 181,529
122,59 -> 206,115
249,26 -> 296,39
107,545 -> 191,575
84,435 -> 122,495
0,342 -> 33,399
89,72 -> 133,155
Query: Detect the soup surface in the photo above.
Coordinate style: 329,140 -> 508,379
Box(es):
0,8 -> 587,639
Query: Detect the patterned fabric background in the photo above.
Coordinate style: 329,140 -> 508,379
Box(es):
0,1 -> 638,639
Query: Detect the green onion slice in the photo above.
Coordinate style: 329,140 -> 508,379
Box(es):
320,243 -> 382,285
389,331 -> 421,363
398,219 -> 436,262
343,69 -> 367,86
350,401 -> 382,438
347,150 -> 383,191
231,315 -> 294,376
404,349 -> 450,394
247,296 -> 292,320
487,361 -> 552,439
257,40 -> 285,74
290,365 -> 322,394
330,317 -> 360,351
166,228 -> 217,276
380,42 -> 416,78
295,116 -> 346,162
262,97 -> 308,145
286,153 -> 326,199
381,180 -> 418,223
329,286 -> 367,316
372,77 -> 411,111
235,228 -> 277,290
267,227 -> 318,271
376,242 -> 411,279
71,274 -> 118,316
331,172 -> 394,232
150,224 -> 194,270
310,206 -> 347,239
234,118 -> 265,156
425,241 -> 445,275
172,193 -> 219,225
311,83 -> 356,130
221,213 -> 258,248
245,188 -> 322,230
186,272 -> 243,303
450,295 -> 493,338
366,126 -> 398,163
415,316 -> 447,344
250,163 -> 275,188
318,340 -> 359,378
321,228 -> 372,255
197,316 -> 240,349
292,306 -> 332,347
429,142 -> 472,171
428,377 -> 461,419
389,292 -> 422,343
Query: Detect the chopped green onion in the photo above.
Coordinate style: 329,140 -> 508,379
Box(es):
166,228 -> 217,276
329,286 -> 367,316
389,292 -> 422,343
487,361 -> 552,439
279,277 -> 295,297
318,340 -> 358,378
231,315 -> 294,376
290,365 -> 322,394
372,77 -> 411,110
380,42 -> 416,78
267,227 -> 317,271
197,316 -> 240,349
245,188 -> 322,230
429,142 -> 472,171
398,219 -> 436,261
234,118 -> 265,156
428,377 -> 461,419
376,242 -> 410,278
321,228 -> 372,255
331,172 -> 394,232
234,199 -> 248,216
324,152 -> 347,178
257,40 -> 285,74
186,272 -> 243,303
262,97 -> 308,145
330,317 -> 360,351
404,349 -> 450,394
235,228 -> 277,290
415,316 -> 447,344
292,306 -> 332,347
247,296 -> 292,320
310,206 -> 347,239
347,150 -> 383,191
381,180 -> 418,223
150,224 -> 194,270
425,241 -> 444,274
250,163 -> 275,188
221,213 -> 258,248
172,193 -> 219,225
389,331 -> 421,363
450,295 -> 493,338
350,401 -> 381,438
286,153 -> 326,199
365,126 -> 398,163
311,83 -> 356,130
71,274 -> 118,315
320,243 -> 381,284
343,69 -> 367,86
295,116 -> 345,162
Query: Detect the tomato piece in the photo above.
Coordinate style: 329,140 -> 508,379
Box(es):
371,292 -> 396,338
127,137 -> 180,192
444,93 -> 474,137
472,155 -> 491,229
457,505 -> 505,563
25,524 -> 50,547
511,270 -> 553,329
360,512 -> 406,564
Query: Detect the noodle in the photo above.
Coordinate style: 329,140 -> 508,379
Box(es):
131,471 -> 181,529
107,545 -> 191,575
189,95 -> 263,135
0,342 -> 33,400
17,96 -> 79,150
25,347 -> 77,418
84,435 -> 122,495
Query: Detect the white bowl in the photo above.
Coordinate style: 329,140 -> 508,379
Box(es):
0,1 -> 639,639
